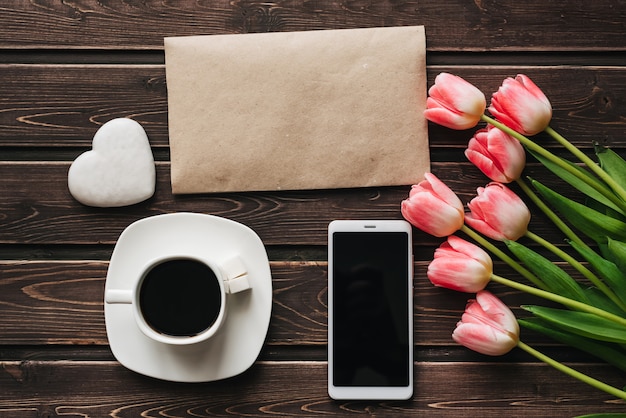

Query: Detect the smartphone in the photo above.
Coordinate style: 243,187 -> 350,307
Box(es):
328,220 -> 413,400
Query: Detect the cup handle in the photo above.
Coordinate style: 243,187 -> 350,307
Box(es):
219,256 -> 251,294
105,289 -> 133,304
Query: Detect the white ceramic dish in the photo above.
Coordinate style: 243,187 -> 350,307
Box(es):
104,212 -> 272,382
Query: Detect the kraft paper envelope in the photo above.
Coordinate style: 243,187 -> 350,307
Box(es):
165,26 -> 429,194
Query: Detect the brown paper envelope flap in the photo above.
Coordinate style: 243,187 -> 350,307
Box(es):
165,26 -> 429,194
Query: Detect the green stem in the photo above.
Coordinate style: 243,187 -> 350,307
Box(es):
516,177 -> 626,312
460,224 -> 548,290
517,340 -> 626,401
481,114 -> 626,214
525,230 -> 626,312
545,125 -> 626,203
515,177 -> 586,248
491,273 -> 626,327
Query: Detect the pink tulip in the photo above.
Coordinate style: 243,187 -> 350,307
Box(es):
428,236 -> 493,293
489,74 -> 552,136
424,72 -> 487,130
465,125 -> 526,183
465,182 -> 530,241
401,173 -> 464,237
453,290 -> 519,356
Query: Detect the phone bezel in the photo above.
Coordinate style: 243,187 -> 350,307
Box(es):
327,219 -> 414,400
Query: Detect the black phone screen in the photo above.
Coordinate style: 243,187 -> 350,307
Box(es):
331,231 -> 411,387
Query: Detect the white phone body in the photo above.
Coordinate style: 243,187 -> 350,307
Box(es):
328,220 -> 413,400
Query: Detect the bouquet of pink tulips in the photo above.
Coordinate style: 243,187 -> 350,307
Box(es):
402,73 -> 626,403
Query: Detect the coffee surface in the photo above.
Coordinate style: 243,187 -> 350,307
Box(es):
139,258 -> 222,336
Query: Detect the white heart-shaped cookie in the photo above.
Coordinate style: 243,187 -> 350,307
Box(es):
68,118 -> 156,207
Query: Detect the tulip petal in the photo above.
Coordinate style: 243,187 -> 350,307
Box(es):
402,197 -> 464,237
425,72 -> 486,130
446,235 -> 493,271
465,212 -> 506,240
452,323 -> 517,356
515,74 -> 551,107
402,174 -> 465,236
452,291 -> 519,356
423,173 -> 464,214
465,148 -> 510,183
488,75 -> 552,135
495,87 -> 547,135
484,129 -> 525,179
427,257 -> 490,292
425,107 -> 481,131
431,73 -> 486,117
475,290 -> 520,335
466,183 -> 530,241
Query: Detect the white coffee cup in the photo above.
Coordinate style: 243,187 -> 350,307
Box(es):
105,254 -> 250,345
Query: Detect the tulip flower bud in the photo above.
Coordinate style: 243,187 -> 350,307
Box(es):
489,74 -> 552,136
465,125 -> 526,183
465,182 -> 531,241
401,173 -> 464,237
452,290 -> 519,356
424,72 -> 487,130
427,236 -> 493,293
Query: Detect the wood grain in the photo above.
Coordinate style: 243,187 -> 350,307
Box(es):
0,1 -> 625,51
2,1 -> 626,415
0,260 -> 462,346
1,65 -> 625,149
0,161 -> 604,247
0,260 -> 601,348
0,360 -> 623,417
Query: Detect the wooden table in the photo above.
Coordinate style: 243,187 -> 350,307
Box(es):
1,1 -> 625,416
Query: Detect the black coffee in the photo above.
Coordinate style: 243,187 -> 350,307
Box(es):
139,258 -> 222,337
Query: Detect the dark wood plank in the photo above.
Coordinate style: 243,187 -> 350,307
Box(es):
0,162 -> 406,246
2,1 -> 625,415
0,64 -> 168,146
0,1 -> 624,51
0,260 -> 331,346
0,360 -> 623,417
0,261 -> 107,345
0,161 -> 602,246
1,64 -> 625,149
0,260 -> 594,347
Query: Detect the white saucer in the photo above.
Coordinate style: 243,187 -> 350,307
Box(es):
104,213 -> 272,382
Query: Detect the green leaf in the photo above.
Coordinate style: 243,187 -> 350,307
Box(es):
522,305 -> 626,343
527,147 -> 625,216
576,414 -> 626,418
531,179 -> 626,244
586,195 -> 626,222
569,239 -> 626,310
519,317 -> 626,373
583,287 -> 626,317
505,240 -> 589,303
607,238 -> 626,273
596,145 -> 626,194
